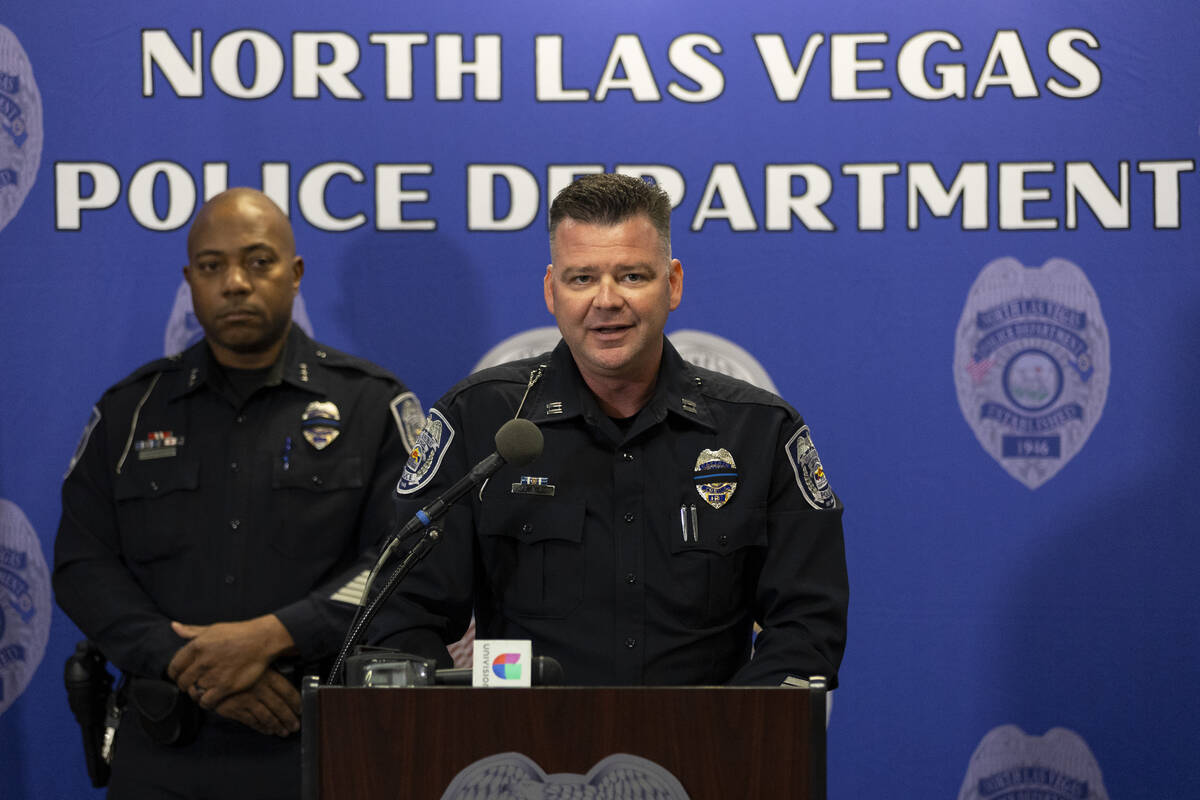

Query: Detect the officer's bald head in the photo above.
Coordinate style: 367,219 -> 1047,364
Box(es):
187,188 -> 295,260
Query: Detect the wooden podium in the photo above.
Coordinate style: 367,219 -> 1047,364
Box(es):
301,680 -> 826,799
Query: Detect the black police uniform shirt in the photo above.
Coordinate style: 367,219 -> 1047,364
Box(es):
386,338 -> 848,687
53,326 -> 419,680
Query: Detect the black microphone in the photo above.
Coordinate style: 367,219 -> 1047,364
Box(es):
435,655 -> 565,686
331,419 -> 544,686
389,418 -> 543,547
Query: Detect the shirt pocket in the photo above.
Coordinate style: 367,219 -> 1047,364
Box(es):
270,455 -> 364,561
478,494 -> 586,619
667,501 -> 767,629
113,461 -> 200,564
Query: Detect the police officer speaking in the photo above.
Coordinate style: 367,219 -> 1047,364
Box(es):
384,173 -> 848,687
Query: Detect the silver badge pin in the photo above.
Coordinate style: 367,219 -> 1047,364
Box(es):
694,448 -> 737,509
301,400 -> 341,450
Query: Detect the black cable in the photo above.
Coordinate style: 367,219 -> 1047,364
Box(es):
326,528 -> 442,685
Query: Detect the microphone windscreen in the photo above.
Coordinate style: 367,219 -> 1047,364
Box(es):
533,655 -> 565,686
494,419 -> 544,466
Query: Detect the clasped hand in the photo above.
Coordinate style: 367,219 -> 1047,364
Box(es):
167,614 -> 296,712
211,668 -> 302,737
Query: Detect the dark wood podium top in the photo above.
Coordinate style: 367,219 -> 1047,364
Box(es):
307,686 -> 823,799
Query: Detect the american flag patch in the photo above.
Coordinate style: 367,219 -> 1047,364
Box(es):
966,357 -> 995,384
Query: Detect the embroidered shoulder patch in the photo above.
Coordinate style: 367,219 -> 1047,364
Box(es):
396,408 -> 454,495
64,406 -> 101,479
389,391 -> 424,454
785,425 -> 836,510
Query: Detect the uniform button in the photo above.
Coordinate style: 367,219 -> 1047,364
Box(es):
235,415 -> 246,424
719,534 -> 728,546
623,512 -> 635,524
693,377 -> 703,386
625,573 -> 637,584
230,461 -> 239,472
625,638 -> 637,649
229,519 -> 241,530
521,523 -> 533,534
311,475 -> 323,486
149,480 -> 159,492
224,574 -> 236,584
621,452 -> 634,462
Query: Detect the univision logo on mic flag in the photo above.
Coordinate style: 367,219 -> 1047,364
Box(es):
473,639 -> 532,687
492,653 -> 522,680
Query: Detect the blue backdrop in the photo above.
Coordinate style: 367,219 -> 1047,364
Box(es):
2,2 -> 1198,797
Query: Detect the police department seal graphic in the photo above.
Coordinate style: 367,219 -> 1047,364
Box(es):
440,752 -> 691,800
0,25 -> 43,234
472,327 -> 561,373
957,725 -> 1109,800
0,498 -> 52,716
954,258 -> 1110,489
668,329 -> 779,394
472,327 -> 780,395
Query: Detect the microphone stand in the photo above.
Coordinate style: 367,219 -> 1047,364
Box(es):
327,526 -> 443,686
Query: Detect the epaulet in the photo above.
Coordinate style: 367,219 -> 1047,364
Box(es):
106,354 -> 184,394
441,353 -> 548,405
691,363 -> 796,414
308,342 -> 403,384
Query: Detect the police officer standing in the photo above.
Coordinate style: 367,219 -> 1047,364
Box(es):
53,188 -> 420,798
386,174 -> 848,687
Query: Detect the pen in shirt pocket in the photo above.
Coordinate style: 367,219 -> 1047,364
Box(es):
678,503 -> 699,543
281,436 -> 292,471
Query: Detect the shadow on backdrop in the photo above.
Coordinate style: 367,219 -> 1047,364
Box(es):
334,232 -> 492,404
995,294 -> 1200,798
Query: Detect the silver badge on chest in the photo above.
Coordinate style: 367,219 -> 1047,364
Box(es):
693,448 -> 738,509
301,401 -> 341,450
